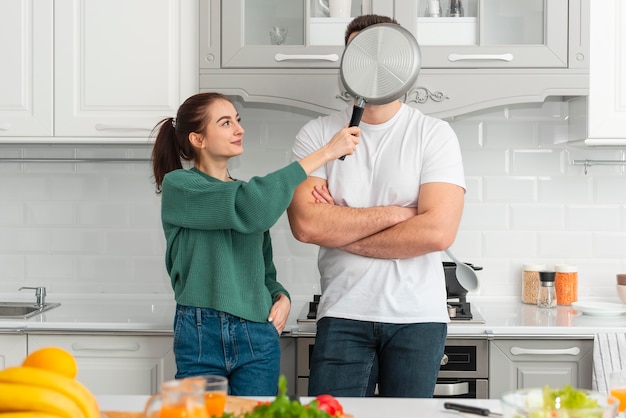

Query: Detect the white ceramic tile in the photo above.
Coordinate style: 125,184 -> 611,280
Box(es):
593,233 -> 626,258
511,149 -> 561,175
462,150 -> 508,176
538,232 -> 593,258
78,203 -> 128,227
24,254 -> 74,280
594,177 -> 626,204
463,177 -> 482,202
0,202 -> 24,225
25,202 -> 76,225
538,176 -> 592,202
483,176 -> 535,201
105,230 -> 163,256
510,204 -> 565,230
50,230 -> 102,253
0,229 -> 48,252
460,203 -> 509,229
482,231 -> 538,257
565,205 -> 620,231
484,122 -> 538,149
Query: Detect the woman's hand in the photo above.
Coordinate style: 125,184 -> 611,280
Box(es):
323,125 -> 360,160
268,293 -> 291,334
312,184 -> 335,205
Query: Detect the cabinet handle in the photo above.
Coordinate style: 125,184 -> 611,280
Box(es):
448,53 -> 514,62
94,124 -> 152,132
510,346 -> 580,356
71,343 -> 141,351
274,54 -> 339,62
0,123 -> 11,131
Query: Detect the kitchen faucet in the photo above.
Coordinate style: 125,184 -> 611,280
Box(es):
18,286 -> 47,307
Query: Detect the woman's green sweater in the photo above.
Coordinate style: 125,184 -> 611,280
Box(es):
160,162 -> 306,323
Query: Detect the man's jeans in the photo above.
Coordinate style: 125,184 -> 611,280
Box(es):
308,317 -> 447,397
173,304 -> 281,396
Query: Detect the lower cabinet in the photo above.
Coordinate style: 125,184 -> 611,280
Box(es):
0,333 -> 27,369
489,338 -> 593,399
28,334 -> 176,395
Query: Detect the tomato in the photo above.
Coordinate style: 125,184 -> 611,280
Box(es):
313,394 -> 344,417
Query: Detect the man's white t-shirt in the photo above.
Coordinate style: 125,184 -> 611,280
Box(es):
291,103 -> 466,324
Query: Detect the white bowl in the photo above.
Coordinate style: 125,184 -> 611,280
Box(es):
617,284 -> 626,304
500,387 -> 618,418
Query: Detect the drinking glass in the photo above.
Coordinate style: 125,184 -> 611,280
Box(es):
202,375 -> 228,418
270,26 -> 288,45
610,370 -> 626,415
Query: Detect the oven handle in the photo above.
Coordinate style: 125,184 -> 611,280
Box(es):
510,346 -> 580,356
434,381 -> 469,397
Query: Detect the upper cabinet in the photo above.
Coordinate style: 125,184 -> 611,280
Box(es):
394,0 -> 574,69
0,0 -> 198,143
0,1 -> 53,137
200,0 -> 589,118
568,0 -> 626,145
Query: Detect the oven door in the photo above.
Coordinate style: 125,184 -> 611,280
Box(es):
434,378 -> 489,398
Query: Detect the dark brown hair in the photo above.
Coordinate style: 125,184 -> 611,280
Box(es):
344,14 -> 399,45
151,92 -> 230,193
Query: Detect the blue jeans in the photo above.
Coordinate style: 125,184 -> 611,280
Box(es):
308,317 -> 447,397
172,304 -> 281,396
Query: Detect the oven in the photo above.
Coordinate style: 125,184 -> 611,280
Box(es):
295,294 -> 489,398
295,337 -> 489,398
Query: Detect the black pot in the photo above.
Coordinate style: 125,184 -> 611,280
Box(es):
443,261 -> 483,298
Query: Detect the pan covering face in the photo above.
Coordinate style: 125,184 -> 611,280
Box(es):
340,23 -> 421,105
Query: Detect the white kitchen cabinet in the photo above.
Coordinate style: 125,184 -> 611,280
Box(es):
489,339 -> 593,399
0,333 -> 27,369
0,0 -> 53,137
200,0 -> 589,118
53,0 -> 198,140
568,0 -> 626,145
28,334 -> 176,395
1,0 -> 198,143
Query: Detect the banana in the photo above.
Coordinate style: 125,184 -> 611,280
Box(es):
0,413 -> 65,418
0,382 -> 83,418
0,367 -> 98,418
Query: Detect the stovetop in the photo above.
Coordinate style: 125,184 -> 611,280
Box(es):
297,294 -> 485,324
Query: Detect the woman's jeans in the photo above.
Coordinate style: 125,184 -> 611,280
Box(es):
173,304 -> 281,396
308,317 -> 447,397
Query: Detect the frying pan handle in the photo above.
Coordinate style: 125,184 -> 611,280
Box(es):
339,99 -> 366,160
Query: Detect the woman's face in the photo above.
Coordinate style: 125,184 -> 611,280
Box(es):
199,99 -> 245,159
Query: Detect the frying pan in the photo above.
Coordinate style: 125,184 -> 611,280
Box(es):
339,23 -> 422,159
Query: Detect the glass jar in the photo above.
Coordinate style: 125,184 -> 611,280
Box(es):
555,264 -> 578,305
537,271 -> 557,309
522,264 -> 546,304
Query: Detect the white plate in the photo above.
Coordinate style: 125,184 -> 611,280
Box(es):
572,301 -> 626,316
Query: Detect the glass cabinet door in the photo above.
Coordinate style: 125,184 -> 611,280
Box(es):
221,0 -> 370,68
396,0 -> 569,68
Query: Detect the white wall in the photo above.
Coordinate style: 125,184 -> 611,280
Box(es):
1,98 -> 625,324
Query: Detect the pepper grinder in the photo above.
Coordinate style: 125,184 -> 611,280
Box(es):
537,271 -> 557,308
447,0 -> 464,17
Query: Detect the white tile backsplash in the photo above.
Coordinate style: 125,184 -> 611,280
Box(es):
1,100 -> 625,311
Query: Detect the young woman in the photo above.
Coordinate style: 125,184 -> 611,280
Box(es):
151,92 -> 359,395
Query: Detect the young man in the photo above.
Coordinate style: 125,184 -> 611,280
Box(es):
287,15 -> 466,398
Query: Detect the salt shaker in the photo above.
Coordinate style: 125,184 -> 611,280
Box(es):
537,271 -> 557,308
425,0 -> 442,17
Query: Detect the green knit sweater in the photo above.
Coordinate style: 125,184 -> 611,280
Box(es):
160,162 -> 307,323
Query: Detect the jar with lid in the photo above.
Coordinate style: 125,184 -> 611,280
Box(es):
537,271 -> 557,308
555,264 -> 577,305
522,264 -> 546,304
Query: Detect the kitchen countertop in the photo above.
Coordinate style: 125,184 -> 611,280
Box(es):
97,394 -> 503,417
1,294 -> 625,337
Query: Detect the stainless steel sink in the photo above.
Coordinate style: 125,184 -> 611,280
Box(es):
0,302 -> 61,319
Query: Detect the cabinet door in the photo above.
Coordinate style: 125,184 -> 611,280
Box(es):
28,334 -> 176,395
54,0 -> 198,139
221,0 -> 371,68
489,339 -> 593,399
393,0 -> 571,69
0,334 -> 27,368
0,0 -> 53,137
